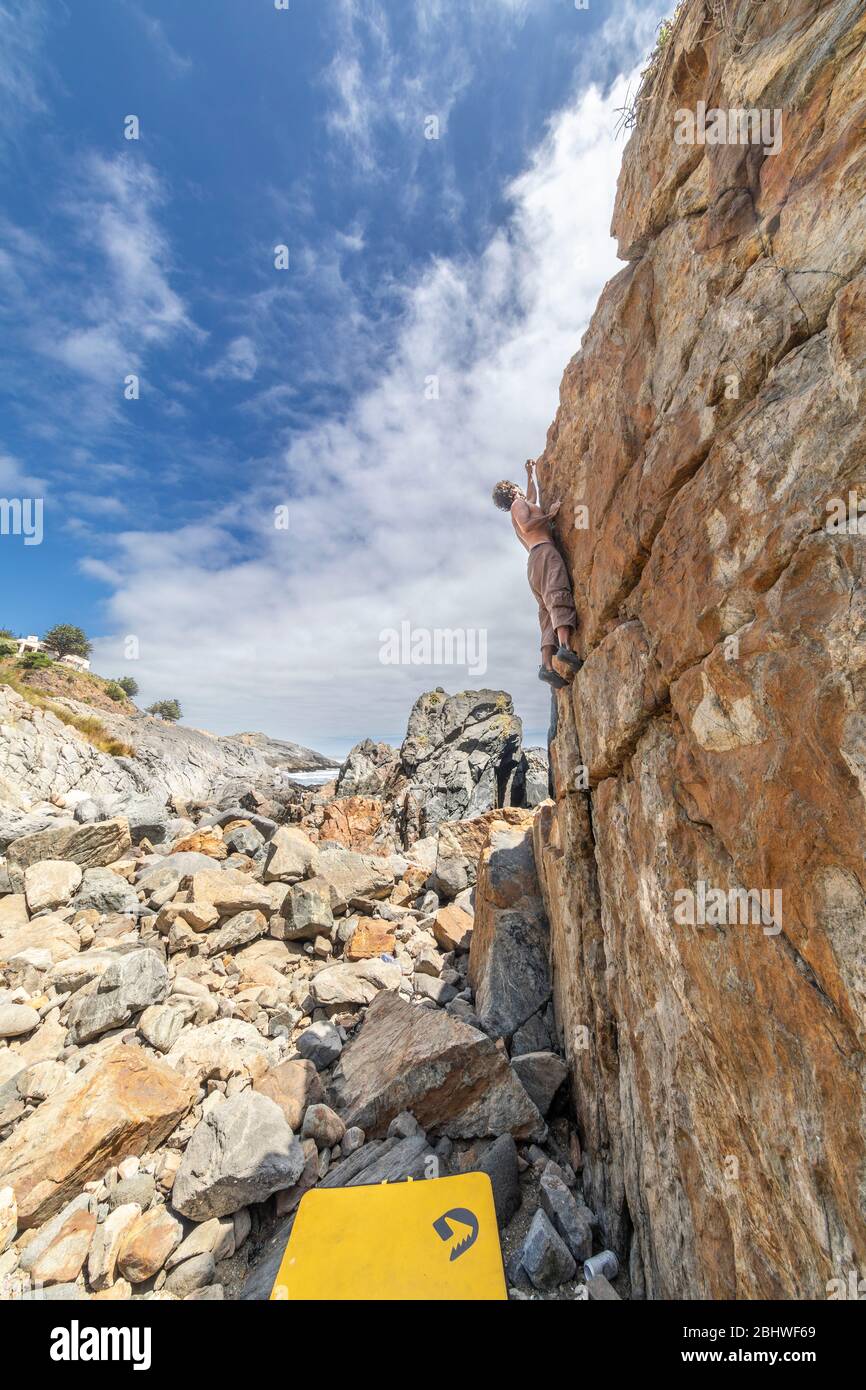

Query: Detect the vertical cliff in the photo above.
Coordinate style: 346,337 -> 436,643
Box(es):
534,0 -> 866,1298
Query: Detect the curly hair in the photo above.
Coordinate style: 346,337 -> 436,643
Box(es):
492,480 -> 519,511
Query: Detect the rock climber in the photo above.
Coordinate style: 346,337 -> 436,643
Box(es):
492,459 -> 582,689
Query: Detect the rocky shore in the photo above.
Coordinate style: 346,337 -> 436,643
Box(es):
0,683 -> 610,1301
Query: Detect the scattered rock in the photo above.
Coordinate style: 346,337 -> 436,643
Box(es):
172,1091 -> 306,1220
511,1052 -> 569,1116
23,859 -> 83,914
520,1208 -> 576,1290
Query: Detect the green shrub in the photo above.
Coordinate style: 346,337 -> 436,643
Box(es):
105,681 -> 127,701
20,652 -> 54,670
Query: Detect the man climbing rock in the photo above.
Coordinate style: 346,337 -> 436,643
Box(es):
492,460 -> 582,689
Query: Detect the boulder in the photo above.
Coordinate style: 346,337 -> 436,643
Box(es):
70,867 -> 140,916
23,860 -> 82,914
0,893 -> 29,929
539,1167 -> 593,1263
432,904 -> 473,953
138,1004 -> 186,1054
0,914 -> 79,966
166,1018 -> 278,1085
172,1091 -> 306,1221
345,918 -> 396,960
0,1004 -> 40,1039
87,1202 -> 142,1290
263,825 -> 319,883
116,1205 -> 183,1282
318,797 -> 390,853
253,1058 -> 324,1129
6,818 -> 132,890
468,817 -> 551,1040
475,1134 -> 521,1228
308,958 -> 401,1007
315,847 -> 394,912
188,869 -> 272,915
205,908 -> 268,955
510,1052 -> 569,1116
296,1020 -> 342,1070
0,1045 -> 196,1228
66,949 -> 169,1044
279,877 -> 334,941
399,689 -> 523,833
520,1209 -> 576,1290
329,991 -> 545,1140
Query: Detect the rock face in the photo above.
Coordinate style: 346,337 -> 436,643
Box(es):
399,689 -> 523,833
0,1046 -> 196,1228
533,0 -> 866,1299
469,816 -> 552,1042
328,991 -> 546,1141
332,691 -> 549,846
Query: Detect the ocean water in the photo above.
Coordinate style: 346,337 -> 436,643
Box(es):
286,768 -> 341,786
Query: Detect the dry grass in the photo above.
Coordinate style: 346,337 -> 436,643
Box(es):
615,2 -> 688,135
0,664 -> 135,758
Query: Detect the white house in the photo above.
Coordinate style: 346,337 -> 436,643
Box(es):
14,636 -> 90,671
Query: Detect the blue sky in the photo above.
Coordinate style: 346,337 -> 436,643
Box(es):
1,0 -> 666,758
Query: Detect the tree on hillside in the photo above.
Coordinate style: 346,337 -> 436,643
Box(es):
42,624 -> 92,659
0,629 -> 16,640
146,699 -> 182,722
116,675 -> 139,697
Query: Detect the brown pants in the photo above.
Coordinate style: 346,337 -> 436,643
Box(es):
527,541 -> 577,649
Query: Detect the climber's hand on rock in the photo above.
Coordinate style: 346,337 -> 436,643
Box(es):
525,459 -> 535,478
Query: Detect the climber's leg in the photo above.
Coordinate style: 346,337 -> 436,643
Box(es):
541,641 -> 557,671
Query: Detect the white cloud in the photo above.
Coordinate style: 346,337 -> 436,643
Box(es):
205,335 -> 259,382
0,0 -> 49,159
88,59 -> 650,750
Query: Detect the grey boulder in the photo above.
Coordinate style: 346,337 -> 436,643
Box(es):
172,1091 -> 306,1220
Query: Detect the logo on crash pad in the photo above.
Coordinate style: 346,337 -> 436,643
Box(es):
433,1208 -> 479,1261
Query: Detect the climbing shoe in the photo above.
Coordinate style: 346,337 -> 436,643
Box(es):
538,665 -> 569,689
556,646 -> 583,671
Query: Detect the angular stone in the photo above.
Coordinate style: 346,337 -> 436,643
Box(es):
0,914 -> 79,966
30,1206 -> 97,1286
66,949 -> 169,1044
432,904 -> 473,953
0,893 -> 29,929
0,1185 -> 16,1254
468,819 -> 551,1040
253,1058 -> 323,1129
345,918 -> 396,961
188,869 -> 272,915
71,867 -> 139,916
6,818 -> 132,889
308,958 -> 401,1007
87,1202 -> 142,1291
206,909 -> 268,955
172,1091 -> 306,1221
520,1208 -> 576,1290
475,1134 -> 521,1228
0,1045 -> 196,1228
315,847 -> 393,912
540,1167 -> 592,1263
166,1018 -> 278,1085
23,860 -> 82,914
263,825 -> 319,883
116,1205 -> 183,1282
510,1052 -> 569,1116
0,1003 -> 39,1038
329,991 -> 545,1140
281,877 -> 334,941
138,1004 -> 186,1054
296,1021 -> 342,1070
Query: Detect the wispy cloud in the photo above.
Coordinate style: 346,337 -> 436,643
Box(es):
88,54 -> 655,746
0,0 -> 50,159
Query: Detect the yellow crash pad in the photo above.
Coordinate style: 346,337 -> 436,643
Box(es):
270,1172 -> 507,1301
